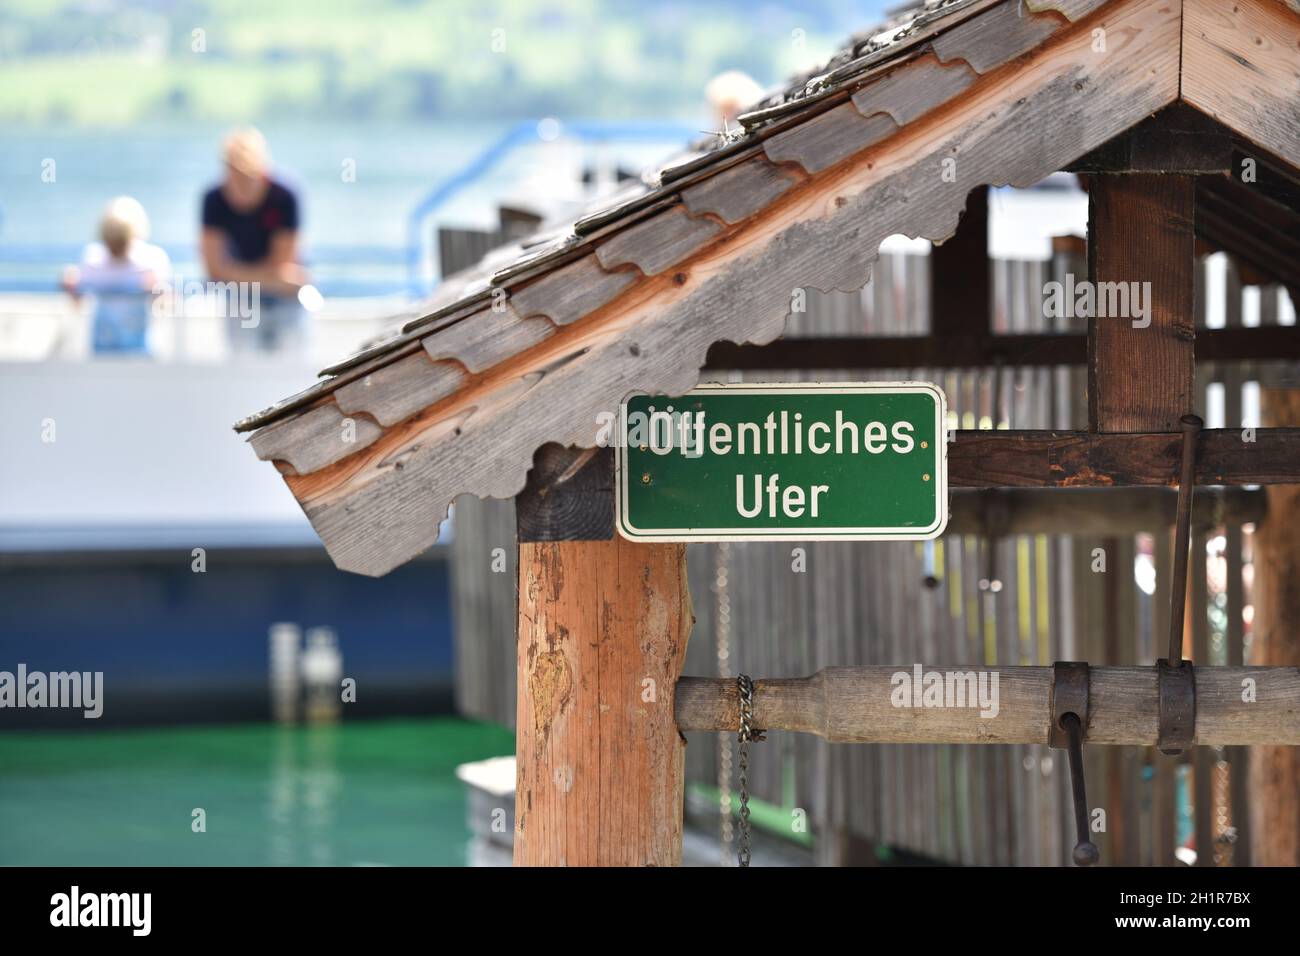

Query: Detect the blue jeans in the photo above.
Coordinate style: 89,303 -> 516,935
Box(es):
92,294 -> 151,355
227,296 -> 308,356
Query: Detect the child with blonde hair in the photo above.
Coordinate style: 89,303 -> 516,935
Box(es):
62,196 -> 171,354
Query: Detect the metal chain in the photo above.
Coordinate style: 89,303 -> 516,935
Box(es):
736,674 -> 764,867
714,543 -> 734,863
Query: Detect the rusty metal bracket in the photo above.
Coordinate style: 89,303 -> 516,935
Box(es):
1156,658 -> 1196,756
1049,661 -> 1090,749
1050,661 -> 1098,866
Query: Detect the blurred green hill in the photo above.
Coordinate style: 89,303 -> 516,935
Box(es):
0,0 -> 888,126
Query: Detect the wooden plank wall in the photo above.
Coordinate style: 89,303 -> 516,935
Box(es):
449,493 -> 518,726
447,235 -> 1285,866
444,227 -> 521,728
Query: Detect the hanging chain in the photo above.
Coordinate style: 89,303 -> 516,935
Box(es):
714,543 -> 734,863
736,674 -> 765,867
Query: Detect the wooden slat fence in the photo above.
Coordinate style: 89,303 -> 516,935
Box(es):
448,228 -> 1290,865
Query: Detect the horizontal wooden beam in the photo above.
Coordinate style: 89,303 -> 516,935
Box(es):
515,444 -> 614,542
675,666 -> 1300,746
948,428 -> 1300,488
704,326 -> 1300,371
946,486 -> 1265,535
1065,102 -> 1234,175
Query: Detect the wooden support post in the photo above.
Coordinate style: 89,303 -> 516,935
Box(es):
1087,170 -> 1198,866
930,185 -> 990,337
1086,173 -> 1195,432
1250,389 -> 1300,867
514,444 -> 693,866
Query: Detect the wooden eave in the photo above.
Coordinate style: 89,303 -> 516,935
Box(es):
236,0 -> 1300,576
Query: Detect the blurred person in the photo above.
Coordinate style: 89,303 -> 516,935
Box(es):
200,127 -> 312,354
706,70 -> 765,131
61,196 -> 171,355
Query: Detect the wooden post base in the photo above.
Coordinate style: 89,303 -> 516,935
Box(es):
514,535 -> 692,866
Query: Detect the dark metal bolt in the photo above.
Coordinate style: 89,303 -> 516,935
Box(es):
1060,711 -> 1099,866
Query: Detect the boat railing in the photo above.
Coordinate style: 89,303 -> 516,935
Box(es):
0,118 -> 698,361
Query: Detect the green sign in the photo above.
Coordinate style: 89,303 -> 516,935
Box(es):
616,382 -> 947,542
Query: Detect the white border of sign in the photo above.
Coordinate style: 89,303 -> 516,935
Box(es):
615,381 -> 948,542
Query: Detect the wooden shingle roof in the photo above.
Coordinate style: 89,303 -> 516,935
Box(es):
237,0 -> 1300,576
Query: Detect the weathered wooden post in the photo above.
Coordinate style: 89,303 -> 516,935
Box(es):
513,445 -> 692,866
1085,151 -> 1197,864
1250,387 -> 1300,866
1086,172 -> 1195,433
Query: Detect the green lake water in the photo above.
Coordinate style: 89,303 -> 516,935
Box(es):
0,718 -> 513,867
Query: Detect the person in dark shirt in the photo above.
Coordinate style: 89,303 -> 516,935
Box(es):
200,128 -> 311,353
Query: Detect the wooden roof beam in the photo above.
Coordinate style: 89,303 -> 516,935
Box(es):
1067,102 -> 1234,174
1181,0 -> 1300,173
1196,201 -> 1300,288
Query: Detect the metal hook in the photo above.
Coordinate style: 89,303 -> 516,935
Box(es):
1158,414 -> 1202,757
1050,661 -> 1098,866
1059,712 -> 1099,866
